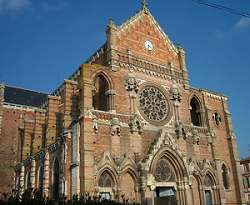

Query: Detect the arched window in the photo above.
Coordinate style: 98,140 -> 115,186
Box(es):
204,174 -> 213,205
154,159 -> 175,182
190,97 -> 202,126
99,171 -> 113,187
93,75 -> 109,111
98,171 -> 114,201
18,129 -> 24,162
222,164 -> 229,189
204,174 -> 212,187
52,158 -> 60,199
37,165 -> 44,197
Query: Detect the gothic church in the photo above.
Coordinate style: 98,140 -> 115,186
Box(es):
0,1 -> 246,205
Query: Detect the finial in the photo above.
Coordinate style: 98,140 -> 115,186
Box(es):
141,0 -> 148,8
106,17 -> 116,31
1,79 -> 4,87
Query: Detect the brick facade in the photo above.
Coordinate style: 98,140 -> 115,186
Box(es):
0,2 -> 246,205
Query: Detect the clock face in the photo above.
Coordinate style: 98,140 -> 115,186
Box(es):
144,40 -> 153,51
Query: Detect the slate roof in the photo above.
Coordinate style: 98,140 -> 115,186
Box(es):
4,85 -> 49,108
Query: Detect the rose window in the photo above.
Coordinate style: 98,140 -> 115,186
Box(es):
154,159 -> 172,182
139,86 -> 168,123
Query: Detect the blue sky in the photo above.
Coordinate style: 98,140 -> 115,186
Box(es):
0,0 -> 250,159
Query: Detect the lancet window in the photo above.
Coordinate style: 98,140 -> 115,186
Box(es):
190,97 -> 202,126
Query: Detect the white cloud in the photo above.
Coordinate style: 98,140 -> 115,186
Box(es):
0,0 -> 32,13
212,17 -> 250,39
233,17 -> 250,29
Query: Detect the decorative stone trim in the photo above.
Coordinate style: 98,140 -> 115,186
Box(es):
14,162 -> 23,172
70,161 -> 80,169
175,121 -> 187,139
227,132 -> 236,140
110,117 -> 121,136
170,84 -> 182,102
23,157 -> 33,167
119,62 -> 185,84
34,148 -> 46,161
192,129 -> 200,145
85,45 -> 106,65
24,119 -> 35,123
129,114 -> 144,134
3,103 -> 37,110
48,140 -> 62,154
63,79 -> 78,85
47,95 -> 61,100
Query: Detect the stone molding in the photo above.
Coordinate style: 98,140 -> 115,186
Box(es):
48,140 -> 62,154
34,148 -> 46,161
23,157 -> 33,167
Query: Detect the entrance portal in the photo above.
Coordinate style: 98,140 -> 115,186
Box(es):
205,190 -> 212,205
154,187 -> 177,205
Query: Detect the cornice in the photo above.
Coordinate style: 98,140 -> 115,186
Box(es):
116,56 -> 189,84
3,103 -> 37,111
34,148 -> 46,161
48,140 -> 62,154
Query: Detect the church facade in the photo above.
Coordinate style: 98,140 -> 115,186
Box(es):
0,2 -> 246,205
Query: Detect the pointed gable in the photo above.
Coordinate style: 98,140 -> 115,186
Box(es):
114,6 -> 180,68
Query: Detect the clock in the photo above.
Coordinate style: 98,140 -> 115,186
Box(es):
144,40 -> 153,51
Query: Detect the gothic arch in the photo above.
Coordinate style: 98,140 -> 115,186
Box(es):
189,94 -> 203,126
150,147 -> 188,182
148,147 -> 189,205
203,169 -> 217,187
25,169 -> 31,190
202,169 -> 220,205
96,167 -> 118,201
120,170 -> 138,203
37,164 -> 44,197
192,174 -> 202,205
97,163 -> 119,188
92,70 -> 115,111
92,70 -> 114,89
221,161 -> 230,190
51,157 -> 60,199
121,165 -> 138,182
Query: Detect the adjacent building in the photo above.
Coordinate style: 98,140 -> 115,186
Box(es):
241,157 -> 250,204
0,2 -> 246,205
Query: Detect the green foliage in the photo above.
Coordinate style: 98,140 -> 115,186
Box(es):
0,189 -> 141,205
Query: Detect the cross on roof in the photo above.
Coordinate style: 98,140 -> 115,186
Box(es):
141,0 -> 148,7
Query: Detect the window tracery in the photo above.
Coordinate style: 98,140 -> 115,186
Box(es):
139,85 -> 171,125
98,171 -> 113,187
154,159 -> 174,182
204,175 -> 212,187
213,112 -> 222,126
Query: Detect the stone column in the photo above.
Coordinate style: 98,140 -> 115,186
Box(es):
19,164 -> 25,195
30,158 -> 36,189
43,152 -> 50,197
